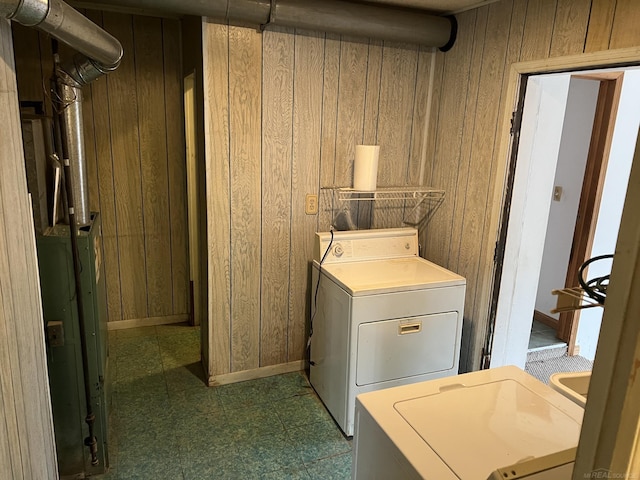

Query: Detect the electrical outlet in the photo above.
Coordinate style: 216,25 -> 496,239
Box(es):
47,321 -> 64,347
305,194 -> 318,215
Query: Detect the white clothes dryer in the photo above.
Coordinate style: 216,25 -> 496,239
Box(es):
309,227 -> 465,436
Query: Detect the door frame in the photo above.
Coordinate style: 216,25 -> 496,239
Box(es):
482,46 -> 640,369
184,71 -> 201,326
558,73 -> 624,353
487,73 -> 574,368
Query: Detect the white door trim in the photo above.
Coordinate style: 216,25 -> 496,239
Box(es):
489,74 -> 571,368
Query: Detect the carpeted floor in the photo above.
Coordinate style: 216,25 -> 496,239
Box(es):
525,354 -> 593,384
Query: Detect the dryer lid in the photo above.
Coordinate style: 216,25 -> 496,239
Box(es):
317,257 -> 465,296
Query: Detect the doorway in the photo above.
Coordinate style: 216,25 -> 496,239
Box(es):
184,71 -> 202,327
554,74 -> 623,354
530,75 -> 613,356
489,67 -> 640,369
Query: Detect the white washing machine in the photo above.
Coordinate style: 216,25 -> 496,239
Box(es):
352,366 -> 584,480
309,227 -> 465,437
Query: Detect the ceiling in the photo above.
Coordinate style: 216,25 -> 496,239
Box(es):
352,0 -> 499,15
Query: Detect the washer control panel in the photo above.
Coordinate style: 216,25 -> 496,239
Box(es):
314,228 -> 419,263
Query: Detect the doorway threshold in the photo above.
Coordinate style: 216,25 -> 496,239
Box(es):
527,344 -> 568,363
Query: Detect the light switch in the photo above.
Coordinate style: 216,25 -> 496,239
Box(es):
553,186 -> 563,202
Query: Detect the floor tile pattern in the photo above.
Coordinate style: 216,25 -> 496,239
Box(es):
528,319 -> 565,350
94,324 -> 352,479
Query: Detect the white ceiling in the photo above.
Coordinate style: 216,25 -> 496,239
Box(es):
353,0 -> 499,15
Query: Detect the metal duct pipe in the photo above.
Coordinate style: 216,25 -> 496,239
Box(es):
76,0 -> 455,49
74,0 -> 272,25
58,71 -> 91,226
1,0 -> 122,73
4,0 -> 120,466
228,0 -> 270,24
271,0 -> 454,49
2,0 -> 123,226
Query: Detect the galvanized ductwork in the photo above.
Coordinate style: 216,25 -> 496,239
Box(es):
270,0 -> 454,48
2,0 -> 122,467
3,0 -> 454,223
79,0 -> 457,50
1,0 -> 122,226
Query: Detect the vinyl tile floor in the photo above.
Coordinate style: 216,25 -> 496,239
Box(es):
95,324 -> 352,480
528,319 -> 565,350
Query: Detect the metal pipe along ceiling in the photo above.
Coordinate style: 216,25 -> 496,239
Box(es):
80,0 -> 456,49
2,0 -> 454,225
3,0 -> 121,465
1,0 -> 122,72
1,0 -> 123,226
271,0 -> 454,49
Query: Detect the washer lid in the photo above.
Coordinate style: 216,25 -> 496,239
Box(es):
318,257 -> 465,296
393,377 -> 582,479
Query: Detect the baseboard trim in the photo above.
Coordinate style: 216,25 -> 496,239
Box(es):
533,310 -> 559,330
107,314 -> 189,330
208,360 -> 305,386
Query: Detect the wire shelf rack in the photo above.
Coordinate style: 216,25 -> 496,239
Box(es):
324,186 -> 445,202
320,186 -> 445,229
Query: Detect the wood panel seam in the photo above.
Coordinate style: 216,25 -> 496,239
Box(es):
448,9 -> 487,271
333,37 -> 343,186
405,43 -> 421,183
446,11 -> 480,268
583,0 -> 594,53
286,31 -> 297,362
226,24 -> 233,372
547,0 -> 561,58
160,21 -> 176,314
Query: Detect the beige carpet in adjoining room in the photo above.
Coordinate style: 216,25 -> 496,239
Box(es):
525,354 -> 593,385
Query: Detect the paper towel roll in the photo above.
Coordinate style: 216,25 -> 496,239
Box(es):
353,145 -> 380,191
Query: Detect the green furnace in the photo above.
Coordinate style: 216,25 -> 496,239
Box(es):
37,213 -> 111,478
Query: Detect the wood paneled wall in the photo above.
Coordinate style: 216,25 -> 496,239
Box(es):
425,0 -> 640,371
0,18 -> 57,479
203,21 -> 435,377
11,12 -> 189,324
